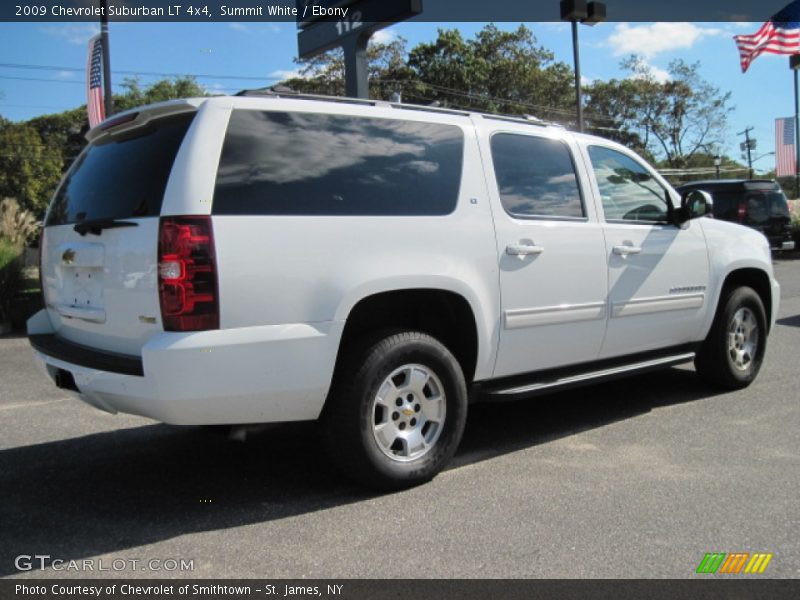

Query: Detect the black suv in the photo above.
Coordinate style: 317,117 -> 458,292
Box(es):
676,180 -> 794,251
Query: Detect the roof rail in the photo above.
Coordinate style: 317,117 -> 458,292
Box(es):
235,86 -> 384,107
481,113 -> 562,129
389,102 -> 471,118
233,87 -> 563,126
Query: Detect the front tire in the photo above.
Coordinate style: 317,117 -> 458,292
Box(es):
321,331 -> 468,490
695,286 -> 767,390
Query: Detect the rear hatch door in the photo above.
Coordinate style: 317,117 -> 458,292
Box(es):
41,108 -> 196,355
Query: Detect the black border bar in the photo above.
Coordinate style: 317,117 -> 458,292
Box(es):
4,579 -> 800,600
0,0 -> 793,22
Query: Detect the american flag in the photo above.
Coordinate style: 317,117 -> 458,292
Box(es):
776,117 -> 797,177
734,1 -> 800,72
86,34 -> 105,128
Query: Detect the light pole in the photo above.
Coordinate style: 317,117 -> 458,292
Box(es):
560,0 -> 606,133
713,154 -> 722,179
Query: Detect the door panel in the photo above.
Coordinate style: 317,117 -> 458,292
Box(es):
601,221 -> 709,357
494,221 -> 609,376
583,143 -> 710,358
480,129 -> 608,378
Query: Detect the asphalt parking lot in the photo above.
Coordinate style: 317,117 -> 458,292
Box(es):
1,258 -> 798,580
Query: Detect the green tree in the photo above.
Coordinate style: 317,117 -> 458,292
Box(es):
0,77 -> 209,215
282,37 -> 415,99
406,25 -> 575,121
27,107 -> 88,172
585,57 -> 733,168
0,120 -> 63,215
113,76 -> 208,112
283,25 -> 576,122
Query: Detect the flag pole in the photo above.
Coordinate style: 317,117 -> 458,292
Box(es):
795,65 -> 799,198
100,0 -> 113,117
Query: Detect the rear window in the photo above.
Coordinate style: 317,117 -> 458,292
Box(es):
705,189 -> 789,223
212,110 -> 464,216
45,113 -> 195,226
767,192 -> 790,217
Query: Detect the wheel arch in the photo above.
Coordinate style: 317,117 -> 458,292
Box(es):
333,288 -> 482,384
718,267 -> 773,332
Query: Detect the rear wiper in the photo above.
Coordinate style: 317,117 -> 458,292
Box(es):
73,219 -> 139,237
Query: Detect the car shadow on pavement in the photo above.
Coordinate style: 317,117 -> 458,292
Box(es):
773,251 -> 800,262
0,332 -> 32,341
0,367 -> 722,575
776,314 -> 800,328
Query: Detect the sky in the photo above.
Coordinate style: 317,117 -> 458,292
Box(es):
0,19 -> 795,174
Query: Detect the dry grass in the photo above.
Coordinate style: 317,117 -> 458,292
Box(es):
0,198 -> 38,247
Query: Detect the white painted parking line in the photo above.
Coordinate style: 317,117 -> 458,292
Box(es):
0,398 -> 66,411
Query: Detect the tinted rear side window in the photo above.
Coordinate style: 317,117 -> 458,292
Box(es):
490,133 -> 584,218
46,113 -> 194,226
213,110 -> 464,216
707,192 -> 739,221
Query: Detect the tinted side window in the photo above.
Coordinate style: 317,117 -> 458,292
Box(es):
707,191 -> 739,221
46,113 -> 194,226
490,133 -> 584,218
588,146 -> 669,223
213,111 -> 464,216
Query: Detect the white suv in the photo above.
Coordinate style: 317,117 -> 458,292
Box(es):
28,93 -> 780,489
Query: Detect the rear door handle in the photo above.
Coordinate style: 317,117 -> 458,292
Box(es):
506,244 -> 544,256
612,245 -> 642,256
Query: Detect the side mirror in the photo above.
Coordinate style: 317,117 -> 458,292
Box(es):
676,190 -> 713,224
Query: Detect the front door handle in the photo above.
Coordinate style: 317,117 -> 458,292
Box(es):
612,245 -> 642,256
506,244 -> 545,256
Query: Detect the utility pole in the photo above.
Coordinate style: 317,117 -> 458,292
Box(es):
738,127 -> 755,179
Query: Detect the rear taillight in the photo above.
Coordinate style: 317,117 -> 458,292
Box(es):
737,201 -> 747,222
158,216 -> 219,331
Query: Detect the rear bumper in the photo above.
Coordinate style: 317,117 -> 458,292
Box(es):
30,334 -> 144,376
27,310 -> 343,425
766,235 -> 795,251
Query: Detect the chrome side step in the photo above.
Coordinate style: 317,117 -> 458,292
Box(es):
484,352 -> 696,401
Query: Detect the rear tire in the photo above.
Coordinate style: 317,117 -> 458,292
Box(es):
695,286 -> 766,390
321,331 -> 468,491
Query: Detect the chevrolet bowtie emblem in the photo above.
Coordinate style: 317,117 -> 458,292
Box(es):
62,249 -> 76,265
402,408 -> 414,417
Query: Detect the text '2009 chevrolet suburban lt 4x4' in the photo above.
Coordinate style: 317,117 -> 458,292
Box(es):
28,93 -> 780,490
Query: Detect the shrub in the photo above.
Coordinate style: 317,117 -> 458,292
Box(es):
0,197 -> 39,247
790,199 -> 800,228
0,237 -> 24,324
789,199 -> 800,247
